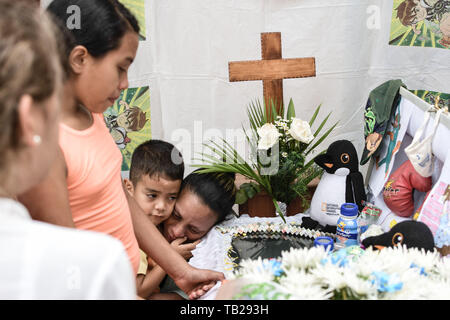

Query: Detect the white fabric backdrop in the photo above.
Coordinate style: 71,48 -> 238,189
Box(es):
43,0 -> 450,177
144,0 -> 449,176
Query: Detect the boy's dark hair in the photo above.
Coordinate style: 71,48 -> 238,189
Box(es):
47,0 -> 140,62
181,170 -> 236,224
129,140 -> 184,186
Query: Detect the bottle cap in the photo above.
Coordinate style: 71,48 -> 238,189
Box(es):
314,236 -> 334,252
340,203 -> 358,217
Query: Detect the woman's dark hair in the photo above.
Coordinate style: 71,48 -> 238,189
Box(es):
47,0 -> 140,61
181,170 -> 236,224
129,140 -> 184,186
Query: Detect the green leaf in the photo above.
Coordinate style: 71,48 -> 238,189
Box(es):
273,198 -> 286,223
247,101 -> 262,133
305,121 -> 339,157
309,103 -> 322,127
286,98 -> 296,120
194,138 -> 272,194
248,99 -> 266,129
312,111 -> 332,138
294,153 -> 322,179
245,185 -> 257,198
271,99 -> 278,123
235,189 -> 248,205
258,99 -> 267,124
252,183 -> 261,194
193,98 -> 339,221
242,124 -> 258,150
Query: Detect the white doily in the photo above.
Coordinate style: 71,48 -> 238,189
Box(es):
188,213 -> 334,299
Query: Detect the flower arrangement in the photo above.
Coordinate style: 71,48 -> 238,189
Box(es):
194,99 -> 337,222
228,246 -> 450,300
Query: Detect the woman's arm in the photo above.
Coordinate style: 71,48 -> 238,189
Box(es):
124,184 -> 224,298
148,292 -> 184,300
136,265 -> 167,299
18,147 -> 74,228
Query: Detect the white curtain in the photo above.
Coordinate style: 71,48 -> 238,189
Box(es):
43,0 -> 450,176
144,0 -> 449,175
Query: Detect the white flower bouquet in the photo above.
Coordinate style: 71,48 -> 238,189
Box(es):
194,99 -> 338,221
229,245 -> 450,300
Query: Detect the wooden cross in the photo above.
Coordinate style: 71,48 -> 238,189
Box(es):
229,32 -> 316,122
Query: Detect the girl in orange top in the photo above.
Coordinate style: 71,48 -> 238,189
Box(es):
18,0 -> 222,299
59,112 -> 140,272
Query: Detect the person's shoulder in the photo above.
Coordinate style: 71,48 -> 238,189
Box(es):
17,219 -> 135,299
28,219 -> 127,262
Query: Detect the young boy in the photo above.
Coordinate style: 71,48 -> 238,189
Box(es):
124,140 -> 199,299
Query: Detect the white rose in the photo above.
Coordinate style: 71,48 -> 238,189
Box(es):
288,118 -> 314,144
257,123 -> 281,150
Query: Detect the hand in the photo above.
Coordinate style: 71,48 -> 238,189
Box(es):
170,237 -> 200,260
173,265 -> 225,300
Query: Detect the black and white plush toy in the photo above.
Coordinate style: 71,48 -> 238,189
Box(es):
362,221 -> 435,252
304,140 -> 366,232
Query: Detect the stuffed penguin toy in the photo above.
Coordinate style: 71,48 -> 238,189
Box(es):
362,221 -> 435,252
305,140 -> 366,231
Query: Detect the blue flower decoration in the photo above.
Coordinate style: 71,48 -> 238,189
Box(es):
410,263 -> 427,276
261,259 -> 283,277
371,271 -> 403,293
330,250 -> 349,267
320,249 -> 348,267
320,246 -> 364,268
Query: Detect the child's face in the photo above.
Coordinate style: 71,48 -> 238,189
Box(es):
127,175 -> 181,226
162,188 -> 218,243
74,31 -> 139,113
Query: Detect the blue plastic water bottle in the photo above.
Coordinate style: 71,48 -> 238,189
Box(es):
335,203 -> 359,249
